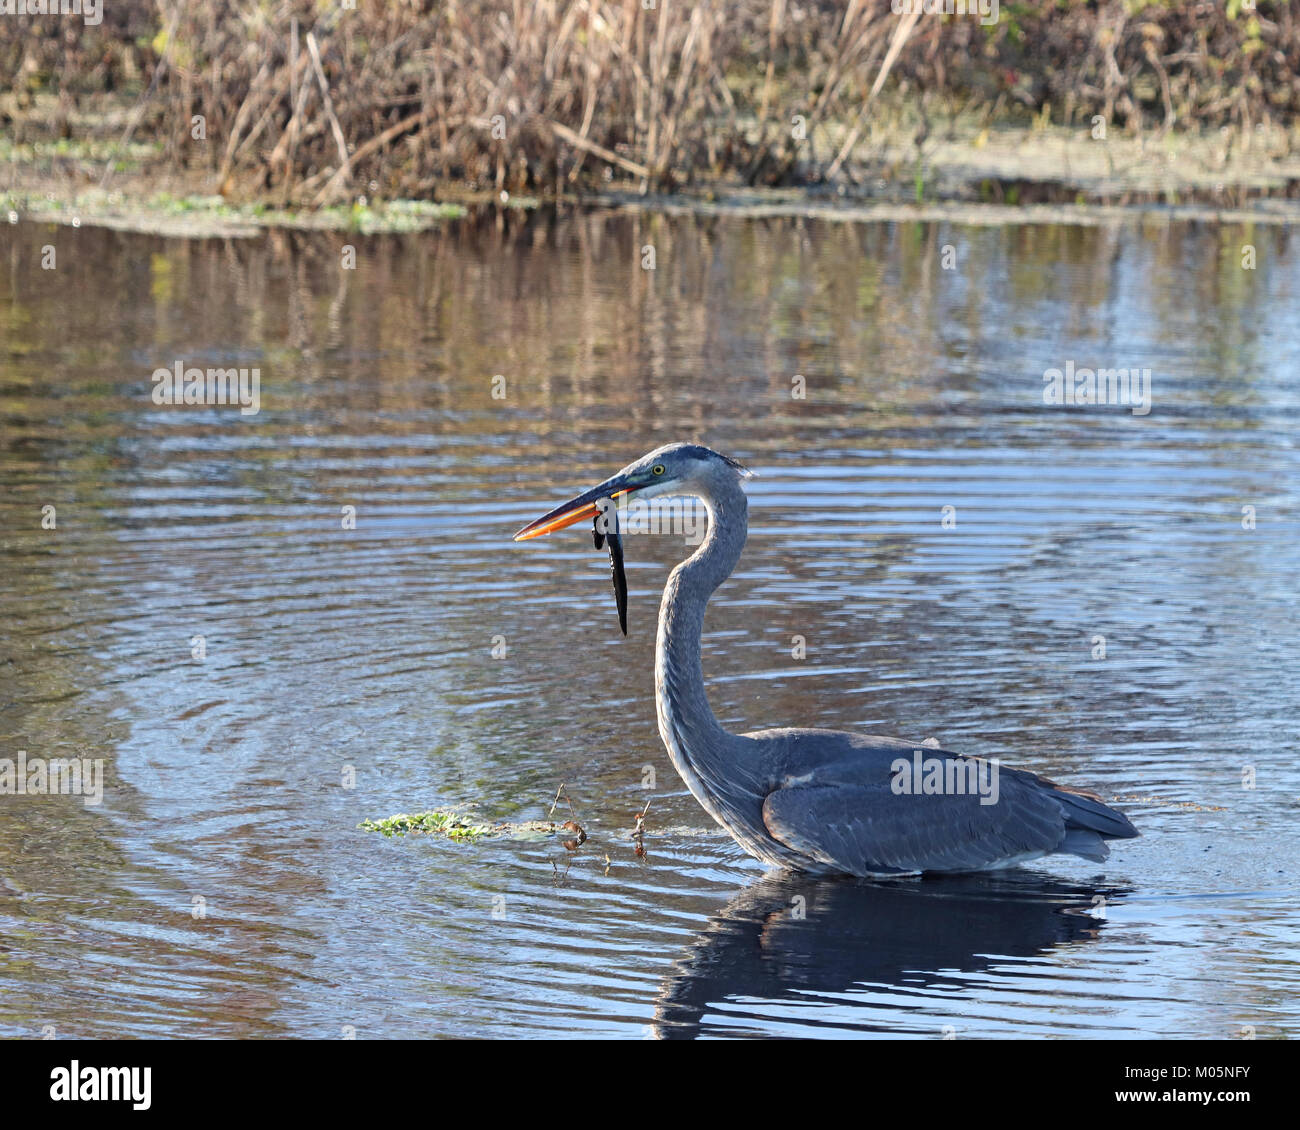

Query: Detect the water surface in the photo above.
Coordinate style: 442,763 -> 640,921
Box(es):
1,211 -> 1297,1038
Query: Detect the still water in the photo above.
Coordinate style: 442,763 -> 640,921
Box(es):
1,210 -> 1297,1038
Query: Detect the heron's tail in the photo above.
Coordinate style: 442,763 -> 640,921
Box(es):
1045,782 -> 1138,863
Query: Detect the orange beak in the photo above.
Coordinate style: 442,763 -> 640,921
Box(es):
514,483 -> 641,541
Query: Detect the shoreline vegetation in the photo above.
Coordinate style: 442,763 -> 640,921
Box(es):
4,2 -> 1300,235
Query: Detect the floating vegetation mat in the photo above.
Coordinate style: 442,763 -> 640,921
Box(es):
360,809 -> 586,846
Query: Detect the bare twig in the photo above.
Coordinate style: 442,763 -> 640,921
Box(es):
547,118 -> 650,180
825,8 -> 921,181
306,30 -> 352,203
100,0 -> 185,190
302,110 -> 425,202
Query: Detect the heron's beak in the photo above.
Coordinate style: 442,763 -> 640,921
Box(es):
513,476 -> 643,541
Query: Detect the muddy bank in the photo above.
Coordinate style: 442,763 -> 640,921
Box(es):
6,92 -> 1300,236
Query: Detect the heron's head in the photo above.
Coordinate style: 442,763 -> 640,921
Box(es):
513,442 -> 752,541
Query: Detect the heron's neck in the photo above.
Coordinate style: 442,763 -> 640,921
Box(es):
654,477 -> 748,798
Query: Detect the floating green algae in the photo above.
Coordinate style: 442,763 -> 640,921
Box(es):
360,809 -> 585,844
360,810 -> 495,840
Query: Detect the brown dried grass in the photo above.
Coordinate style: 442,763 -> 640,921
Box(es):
2,2 -> 1297,202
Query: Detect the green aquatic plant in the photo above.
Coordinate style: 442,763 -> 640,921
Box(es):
360,810 -> 495,840
359,809 -> 586,845
0,189 -> 468,236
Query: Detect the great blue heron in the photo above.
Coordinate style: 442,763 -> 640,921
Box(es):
515,442 -> 1138,877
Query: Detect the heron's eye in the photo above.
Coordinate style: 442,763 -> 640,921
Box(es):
652,464 -> 666,476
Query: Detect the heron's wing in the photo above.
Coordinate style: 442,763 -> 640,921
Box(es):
761,774 -> 1073,876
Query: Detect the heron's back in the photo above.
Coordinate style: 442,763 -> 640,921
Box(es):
734,727 -> 1137,877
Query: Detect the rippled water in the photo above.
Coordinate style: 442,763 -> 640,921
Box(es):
1,211 -> 1297,1038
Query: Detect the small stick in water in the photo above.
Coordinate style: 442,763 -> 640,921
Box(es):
630,796 -> 651,857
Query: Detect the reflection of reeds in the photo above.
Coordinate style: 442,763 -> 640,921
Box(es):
3,3 -> 1296,201
2,209 -> 1267,445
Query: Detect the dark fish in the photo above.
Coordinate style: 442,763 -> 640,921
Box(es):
593,510 -> 628,636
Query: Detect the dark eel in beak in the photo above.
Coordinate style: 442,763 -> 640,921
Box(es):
592,506 -> 628,636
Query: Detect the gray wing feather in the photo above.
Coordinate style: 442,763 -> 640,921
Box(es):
761,773 -> 1074,876
741,729 -> 1136,875
1045,782 -> 1138,840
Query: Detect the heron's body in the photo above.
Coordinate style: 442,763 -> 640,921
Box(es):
517,442 -> 1137,877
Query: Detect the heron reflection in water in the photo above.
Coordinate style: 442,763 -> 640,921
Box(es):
653,872 -> 1131,1039
515,443 -> 1137,878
